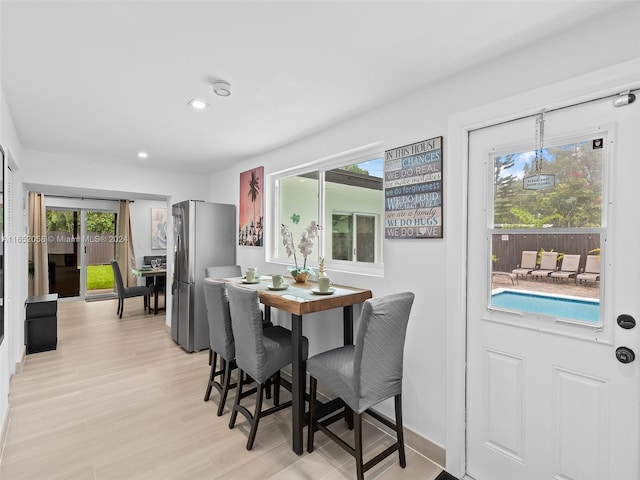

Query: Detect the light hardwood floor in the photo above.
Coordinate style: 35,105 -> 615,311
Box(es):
0,299 -> 442,480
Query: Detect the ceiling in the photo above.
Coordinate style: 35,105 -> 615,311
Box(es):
1,1 -> 624,174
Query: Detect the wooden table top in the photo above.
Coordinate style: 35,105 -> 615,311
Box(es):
227,276 -> 372,316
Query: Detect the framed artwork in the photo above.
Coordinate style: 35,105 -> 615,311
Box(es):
151,207 -> 167,249
239,166 -> 264,246
384,136 -> 443,239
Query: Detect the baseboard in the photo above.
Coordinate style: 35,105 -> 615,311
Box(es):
0,403 -> 9,461
15,346 -> 25,375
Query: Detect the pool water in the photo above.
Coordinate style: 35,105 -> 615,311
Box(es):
491,290 -> 600,323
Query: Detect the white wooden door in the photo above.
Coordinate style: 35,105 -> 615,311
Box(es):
466,96 -> 639,480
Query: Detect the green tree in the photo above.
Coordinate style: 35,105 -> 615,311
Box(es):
496,140 -> 602,228
46,210 -> 76,232
86,212 -> 115,234
342,164 -> 369,176
493,154 -> 519,223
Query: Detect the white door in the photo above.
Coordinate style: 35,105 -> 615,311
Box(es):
466,95 -> 639,480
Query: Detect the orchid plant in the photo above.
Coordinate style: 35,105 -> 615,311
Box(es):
280,221 -> 318,275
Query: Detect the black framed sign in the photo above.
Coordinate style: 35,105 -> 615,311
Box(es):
384,136 -> 443,239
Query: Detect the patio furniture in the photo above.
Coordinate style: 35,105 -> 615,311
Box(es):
492,271 -> 518,285
531,251 -> 559,280
576,255 -> 601,284
550,254 -> 581,282
512,250 -> 537,279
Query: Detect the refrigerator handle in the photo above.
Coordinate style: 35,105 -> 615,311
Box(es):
172,233 -> 180,293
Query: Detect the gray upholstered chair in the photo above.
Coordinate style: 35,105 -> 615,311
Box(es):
226,283 -> 308,450
202,278 -> 237,416
110,260 -> 150,318
204,265 -> 242,367
205,265 -> 242,279
307,291 -> 414,480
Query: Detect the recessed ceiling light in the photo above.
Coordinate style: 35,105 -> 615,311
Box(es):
212,80 -> 231,97
137,151 -> 149,160
188,99 -> 208,110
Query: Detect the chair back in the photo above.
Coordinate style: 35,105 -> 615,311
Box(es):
520,251 -> 537,269
559,254 -> 580,272
111,260 -> 124,298
539,251 -> 558,270
353,292 -> 414,409
226,284 -> 266,381
202,278 -> 235,360
584,255 -> 600,274
205,265 -> 242,279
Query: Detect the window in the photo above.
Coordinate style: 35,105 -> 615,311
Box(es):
272,146 -> 384,274
489,136 -> 605,325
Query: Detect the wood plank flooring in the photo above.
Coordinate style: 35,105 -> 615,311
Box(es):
1,298 -> 442,480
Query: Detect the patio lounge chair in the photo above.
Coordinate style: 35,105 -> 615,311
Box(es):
550,254 -> 581,282
531,251 -> 559,280
512,250 -> 538,279
576,255 -> 600,284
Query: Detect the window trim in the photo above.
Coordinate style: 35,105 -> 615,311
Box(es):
267,142 -> 385,277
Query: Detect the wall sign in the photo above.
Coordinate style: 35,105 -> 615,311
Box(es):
384,136 -> 443,239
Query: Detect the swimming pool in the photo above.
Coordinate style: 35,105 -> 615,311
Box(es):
491,290 -> 600,323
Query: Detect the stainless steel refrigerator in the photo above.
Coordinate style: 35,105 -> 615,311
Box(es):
171,200 -> 236,352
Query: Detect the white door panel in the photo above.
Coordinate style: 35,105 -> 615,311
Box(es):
466,96 -> 639,480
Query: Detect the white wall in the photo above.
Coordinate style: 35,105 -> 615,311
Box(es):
130,199 -> 168,265
208,6 -> 640,455
0,86 -> 28,442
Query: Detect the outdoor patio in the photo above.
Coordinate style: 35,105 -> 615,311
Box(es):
491,274 -> 599,300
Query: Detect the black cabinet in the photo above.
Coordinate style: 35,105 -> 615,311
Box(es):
25,293 -> 58,354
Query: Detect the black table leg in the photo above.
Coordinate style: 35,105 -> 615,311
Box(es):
343,305 -> 354,429
153,277 -> 159,314
291,313 -> 304,455
343,305 -> 353,346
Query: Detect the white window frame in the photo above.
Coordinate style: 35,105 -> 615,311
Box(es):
267,142 -> 385,277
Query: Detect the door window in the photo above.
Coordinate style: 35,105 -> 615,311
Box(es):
489,136 -> 606,325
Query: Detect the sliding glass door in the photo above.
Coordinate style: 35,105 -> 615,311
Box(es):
81,210 -> 117,298
46,208 -> 117,299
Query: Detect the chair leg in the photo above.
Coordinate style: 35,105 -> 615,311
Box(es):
217,359 -> 233,417
229,370 -> 244,429
307,376 -> 317,453
354,412 -> 364,480
273,370 -> 281,407
204,351 -> 219,402
246,384 -> 264,450
395,394 -> 406,468
119,299 -> 124,318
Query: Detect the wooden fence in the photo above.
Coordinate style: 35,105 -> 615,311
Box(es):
47,231 -> 116,265
492,232 -> 600,272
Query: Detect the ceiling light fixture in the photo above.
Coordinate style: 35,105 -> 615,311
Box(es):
137,151 -> 149,160
188,99 -> 208,110
212,80 -> 232,97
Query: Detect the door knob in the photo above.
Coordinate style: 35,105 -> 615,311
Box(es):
616,347 -> 635,364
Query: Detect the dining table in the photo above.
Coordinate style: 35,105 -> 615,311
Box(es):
131,266 -> 167,315
227,275 -> 372,455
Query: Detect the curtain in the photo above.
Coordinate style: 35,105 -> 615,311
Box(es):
116,200 -> 136,287
28,192 -> 49,296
